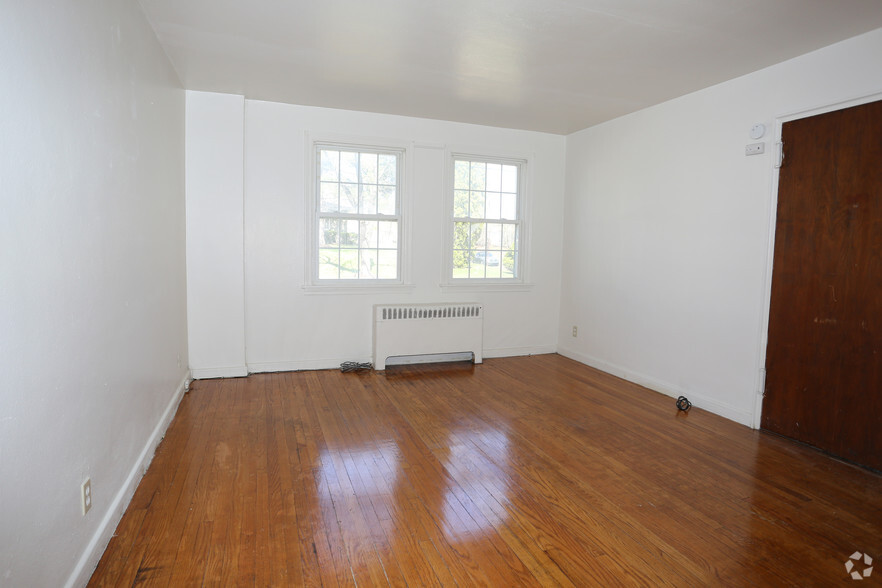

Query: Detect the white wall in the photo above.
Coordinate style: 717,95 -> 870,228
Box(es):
559,28 -> 882,426
0,2 -> 188,587
185,95 -> 566,373
186,92 -> 247,378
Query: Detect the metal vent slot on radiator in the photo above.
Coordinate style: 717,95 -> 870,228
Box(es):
373,303 -> 483,370
380,304 -> 480,321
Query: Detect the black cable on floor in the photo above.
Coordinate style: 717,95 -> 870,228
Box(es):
676,396 -> 692,411
340,361 -> 372,373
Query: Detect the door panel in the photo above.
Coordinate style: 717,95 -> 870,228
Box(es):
762,99 -> 882,471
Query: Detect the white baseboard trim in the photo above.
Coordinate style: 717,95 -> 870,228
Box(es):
190,365 -> 248,380
247,358 -> 373,373
65,371 -> 191,588
556,346 -> 753,427
248,346 -> 556,374
483,345 -> 556,359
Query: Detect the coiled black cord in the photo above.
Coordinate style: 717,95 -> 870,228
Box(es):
340,361 -> 372,373
676,396 -> 692,411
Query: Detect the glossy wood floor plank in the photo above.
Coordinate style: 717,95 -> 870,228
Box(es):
89,355 -> 882,586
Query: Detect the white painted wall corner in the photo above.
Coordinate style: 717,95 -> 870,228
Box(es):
65,372 -> 191,588
557,347 -> 754,427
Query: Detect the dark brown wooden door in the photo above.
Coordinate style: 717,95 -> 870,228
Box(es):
762,99 -> 882,471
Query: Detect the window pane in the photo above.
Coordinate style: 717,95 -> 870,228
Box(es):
503,247 -> 516,278
453,222 -> 470,250
469,161 -> 486,190
359,184 -> 377,214
486,163 -> 502,192
469,260 -> 485,278
378,154 -> 396,185
501,193 -> 517,220
505,225 -> 518,277
502,164 -> 518,193
378,220 -> 398,249
454,160 -> 470,190
340,220 -> 359,248
378,186 -> 396,215
452,250 -> 469,278
485,253 -> 502,278
320,150 -> 339,181
319,218 -> 339,246
320,182 -> 339,213
501,223 -> 516,248
340,151 -> 358,183
486,223 -> 502,249
469,191 -> 485,219
339,249 -> 358,278
453,190 -> 469,218
485,192 -> 501,220
360,249 -> 378,279
360,152 -> 378,184
318,248 -> 339,279
470,223 -> 485,249
340,183 -> 358,213
378,250 -> 397,279
359,221 -> 378,249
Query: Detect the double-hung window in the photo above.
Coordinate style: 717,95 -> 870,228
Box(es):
314,144 -> 403,282
450,155 -> 525,281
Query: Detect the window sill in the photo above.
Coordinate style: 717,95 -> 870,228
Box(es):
301,282 -> 416,295
439,282 -> 535,293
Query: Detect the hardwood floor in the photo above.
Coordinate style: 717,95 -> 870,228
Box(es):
88,354 -> 882,586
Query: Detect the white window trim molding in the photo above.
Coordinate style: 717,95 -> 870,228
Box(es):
440,146 -> 534,290
302,283 -> 416,295
302,131 -> 414,292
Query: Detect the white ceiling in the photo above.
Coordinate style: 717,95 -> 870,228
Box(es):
138,0 -> 882,134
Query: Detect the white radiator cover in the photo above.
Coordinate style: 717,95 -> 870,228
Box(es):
372,303 -> 483,370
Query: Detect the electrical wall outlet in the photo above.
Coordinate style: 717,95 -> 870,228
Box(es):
745,142 -> 765,156
572,325 -> 578,337
81,478 -> 92,515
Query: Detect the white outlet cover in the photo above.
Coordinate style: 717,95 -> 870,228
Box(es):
745,142 -> 765,156
81,479 -> 92,515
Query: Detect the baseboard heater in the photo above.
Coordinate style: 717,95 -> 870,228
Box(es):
373,303 -> 483,370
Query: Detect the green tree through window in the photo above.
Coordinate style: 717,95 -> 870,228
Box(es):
450,157 -> 521,280
316,146 -> 402,281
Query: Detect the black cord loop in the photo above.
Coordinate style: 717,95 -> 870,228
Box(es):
340,361 -> 372,373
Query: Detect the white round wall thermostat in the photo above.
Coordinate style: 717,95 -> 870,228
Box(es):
750,123 -> 766,140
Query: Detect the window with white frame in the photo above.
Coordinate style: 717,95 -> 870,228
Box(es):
450,156 -> 523,280
314,144 -> 402,281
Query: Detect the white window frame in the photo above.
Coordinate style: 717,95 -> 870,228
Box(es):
304,134 -> 412,292
441,149 -> 532,290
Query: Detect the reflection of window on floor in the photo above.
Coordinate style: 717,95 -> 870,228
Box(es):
442,428 -> 511,540
317,442 -> 400,510
314,430 -> 510,543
